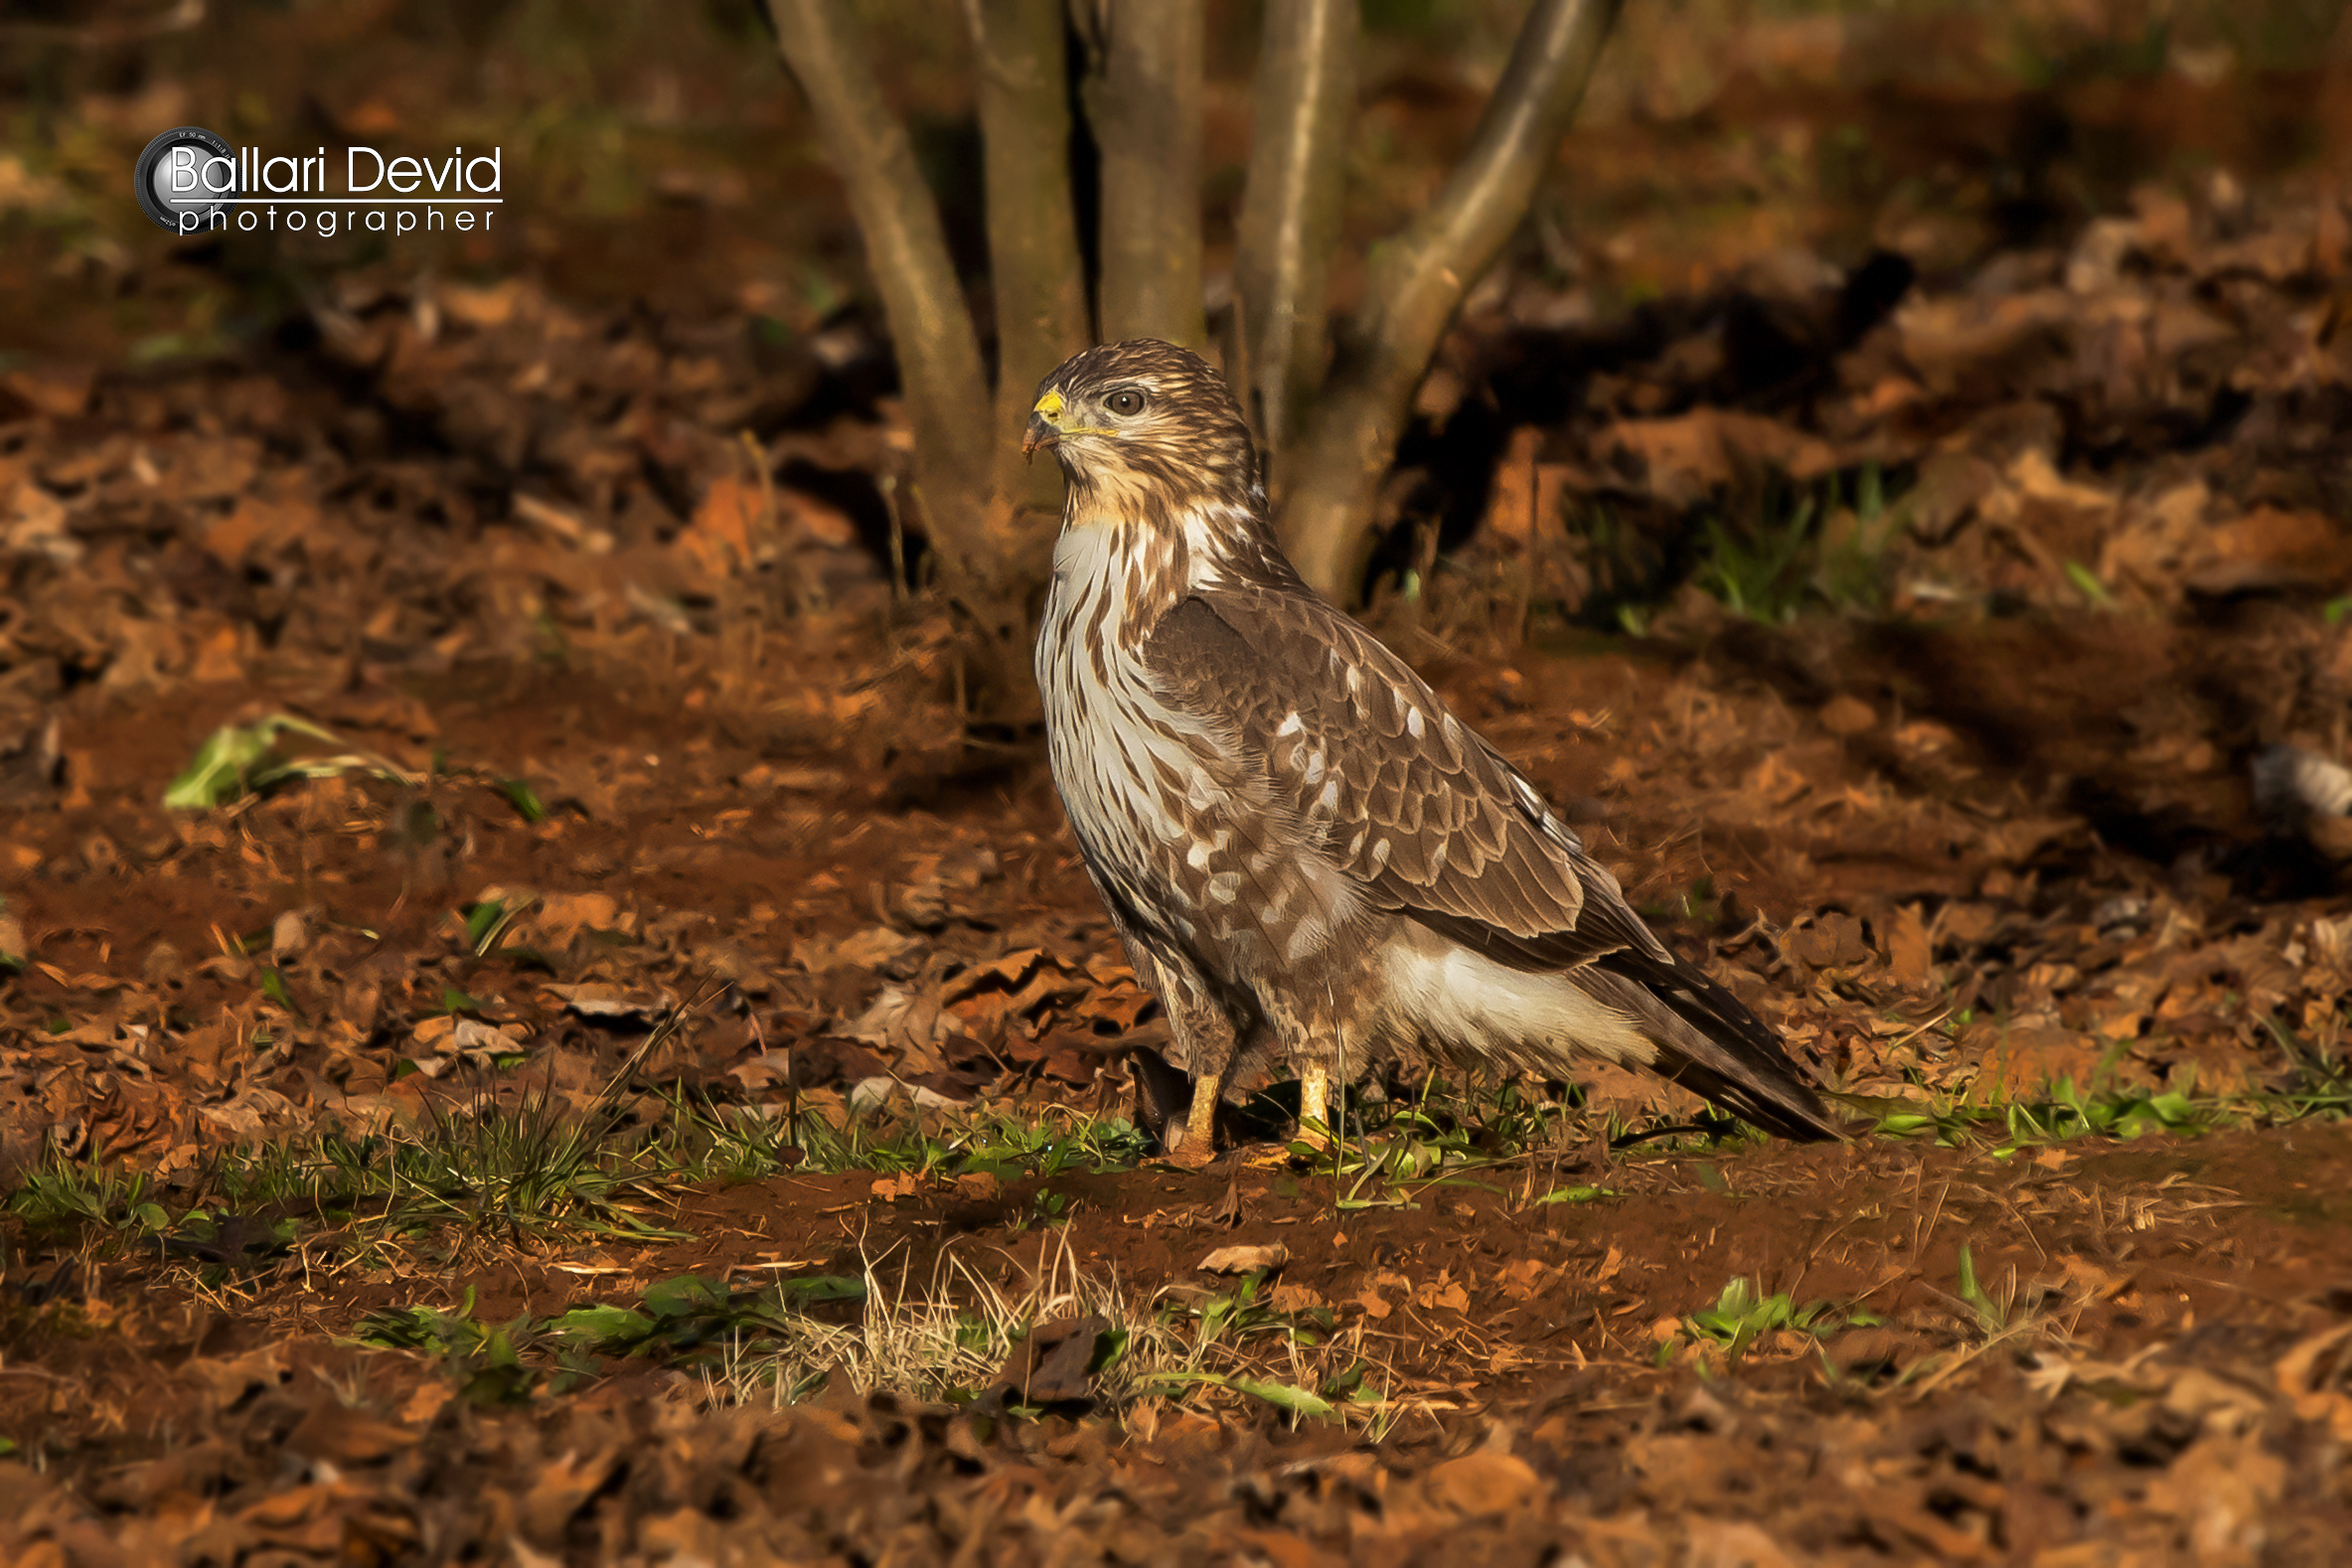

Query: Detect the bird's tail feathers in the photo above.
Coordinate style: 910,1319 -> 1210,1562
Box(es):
1582,956 -> 1843,1142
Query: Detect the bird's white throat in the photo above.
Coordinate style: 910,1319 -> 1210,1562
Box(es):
1050,497 -> 1266,615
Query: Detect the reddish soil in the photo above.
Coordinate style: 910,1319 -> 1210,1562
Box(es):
6,1111 -> 2352,1561
7,628 -> 2352,1562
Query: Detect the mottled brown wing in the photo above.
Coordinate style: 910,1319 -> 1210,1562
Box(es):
1142,587 -> 1671,972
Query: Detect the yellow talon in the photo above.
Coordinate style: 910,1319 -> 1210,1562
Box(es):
1297,1062 -> 1332,1149
1168,1071 -> 1221,1169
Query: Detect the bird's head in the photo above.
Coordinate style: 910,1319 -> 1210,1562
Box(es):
1022,339 -> 1262,519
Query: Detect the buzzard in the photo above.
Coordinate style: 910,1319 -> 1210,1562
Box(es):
1024,339 -> 1839,1163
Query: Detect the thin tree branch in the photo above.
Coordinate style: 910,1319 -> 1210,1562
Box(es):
764,0 -> 994,575
1088,0 -> 1206,348
968,0 -> 1090,523
1234,0 -> 1356,478
1277,0 -> 1622,603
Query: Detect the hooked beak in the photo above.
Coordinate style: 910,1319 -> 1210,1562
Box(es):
1021,388 -> 1065,462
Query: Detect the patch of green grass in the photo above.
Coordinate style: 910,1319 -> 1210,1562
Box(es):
1311,1077 -> 1564,1207
162,712 -> 412,810
161,710 -> 548,828
387,1092 -> 698,1242
355,1289 -> 549,1406
1140,1368 -> 1341,1420
1173,1267 -> 1333,1354
357,1271 -> 873,1405
1583,465 -> 1909,636
8,1163 -> 171,1239
23,1023 -> 2329,1285
355,1248 -> 1382,1429
1694,464 -> 1901,624
1668,1276 -> 1884,1367
770,1098 -> 1154,1180
1856,1053 -> 2351,1154
498,778 -> 548,824
1302,1069 -> 1775,1209
1952,1243 -> 2012,1336
4,1086 -> 1161,1269
1533,1183 -> 1617,1205
1637,875 -> 1722,927
1004,1186 -> 1074,1234
2064,559 -> 2117,608
10,1093 -> 692,1265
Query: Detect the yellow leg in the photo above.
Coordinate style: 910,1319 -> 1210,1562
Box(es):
1297,1062 -> 1332,1149
1169,1071 -> 1222,1168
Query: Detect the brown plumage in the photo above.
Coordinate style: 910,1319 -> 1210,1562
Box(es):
1025,339 -> 1840,1161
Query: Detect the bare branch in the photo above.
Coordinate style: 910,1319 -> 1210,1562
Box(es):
1088,0 -> 1205,348
968,0 -> 1091,515
1234,0 -> 1356,475
1277,0 -> 1622,602
764,0 -> 994,574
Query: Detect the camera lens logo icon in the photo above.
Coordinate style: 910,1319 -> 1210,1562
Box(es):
133,126 -> 238,234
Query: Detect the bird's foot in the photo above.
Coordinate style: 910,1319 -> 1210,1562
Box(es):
1294,1062 -> 1333,1151
1160,1071 -> 1223,1170
1164,1136 -> 1221,1171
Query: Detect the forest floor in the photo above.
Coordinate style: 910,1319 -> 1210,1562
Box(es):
7,9 -> 2352,1563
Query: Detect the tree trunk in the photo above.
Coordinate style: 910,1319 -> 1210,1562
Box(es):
967,0 -> 1090,534
764,0 -> 994,577
1234,0 -> 1356,480
1276,0 -> 1622,604
1088,0 -> 1206,349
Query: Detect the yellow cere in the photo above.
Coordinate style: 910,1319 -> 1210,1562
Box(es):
1033,390 -> 1065,418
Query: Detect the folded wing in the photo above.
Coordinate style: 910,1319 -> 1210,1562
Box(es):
1142,586 -> 1841,1142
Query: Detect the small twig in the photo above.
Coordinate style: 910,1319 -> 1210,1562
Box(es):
590,977 -> 732,1115
739,428 -> 813,616
1515,436 -> 1542,646
879,473 -> 907,609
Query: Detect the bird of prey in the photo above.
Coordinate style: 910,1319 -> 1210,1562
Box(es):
1024,339 -> 1840,1163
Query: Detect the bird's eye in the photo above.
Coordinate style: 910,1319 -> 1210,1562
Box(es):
1106,389 -> 1147,416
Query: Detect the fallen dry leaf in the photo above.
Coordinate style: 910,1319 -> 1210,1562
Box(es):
1197,1244 -> 1288,1275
